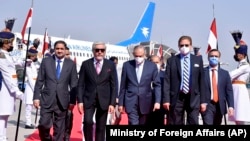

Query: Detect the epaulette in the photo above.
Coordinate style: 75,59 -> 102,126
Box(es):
0,52 -> 6,59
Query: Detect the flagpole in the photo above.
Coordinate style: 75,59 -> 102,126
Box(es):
15,1 -> 33,140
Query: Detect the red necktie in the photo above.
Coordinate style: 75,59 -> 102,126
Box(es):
212,69 -> 218,102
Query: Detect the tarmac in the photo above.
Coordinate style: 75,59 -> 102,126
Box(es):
7,94 -> 250,141
7,100 -> 39,141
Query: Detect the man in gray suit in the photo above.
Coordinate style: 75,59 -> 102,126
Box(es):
118,45 -> 161,125
33,40 -> 78,141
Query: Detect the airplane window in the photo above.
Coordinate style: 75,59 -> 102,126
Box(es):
87,53 -> 89,57
73,52 -> 75,56
83,53 -> 85,57
80,53 -> 82,57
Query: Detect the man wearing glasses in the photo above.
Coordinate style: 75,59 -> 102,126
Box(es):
77,42 -> 117,141
162,35 -> 206,125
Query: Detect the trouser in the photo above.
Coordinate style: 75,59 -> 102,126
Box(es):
64,110 -> 73,139
25,104 -> 33,125
38,97 -> 67,141
0,115 -> 9,141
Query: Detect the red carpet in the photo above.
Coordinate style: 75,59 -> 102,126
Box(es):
25,108 -> 128,141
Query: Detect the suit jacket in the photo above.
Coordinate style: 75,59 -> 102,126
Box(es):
77,58 -> 117,110
119,60 -> 161,114
204,66 -> 234,114
33,55 -> 78,109
163,54 -> 206,109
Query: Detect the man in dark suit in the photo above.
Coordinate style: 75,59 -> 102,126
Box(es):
77,42 -> 117,141
163,35 -> 206,125
148,55 -> 167,125
33,40 -> 78,141
118,45 -> 161,125
201,49 -> 234,125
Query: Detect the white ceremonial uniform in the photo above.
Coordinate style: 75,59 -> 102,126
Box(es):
24,60 -> 38,104
24,60 -> 38,126
0,49 -> 23,141
0,49 -> 23,115
229,59 -> 250,122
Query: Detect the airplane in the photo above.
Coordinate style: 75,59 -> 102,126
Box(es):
11,1 -> 156,73
115,1 -> 155,46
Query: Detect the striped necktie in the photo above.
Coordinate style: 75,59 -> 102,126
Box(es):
182,56 -> 189,94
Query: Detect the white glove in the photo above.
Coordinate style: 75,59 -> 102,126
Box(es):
16,91 -> 24,100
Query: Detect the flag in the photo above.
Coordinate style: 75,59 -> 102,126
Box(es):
157,44 -> 163,58
21,8 -> 33,43
206,18 -> 218,53
42,28 -> 49,55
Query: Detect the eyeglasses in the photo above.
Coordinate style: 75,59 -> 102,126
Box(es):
180,44 -> 190,47
95,48 -> 105,53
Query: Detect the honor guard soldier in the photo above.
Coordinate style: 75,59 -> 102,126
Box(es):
24,48 -> 38,129
0,28 -> 23,141
229,31 -> 250,125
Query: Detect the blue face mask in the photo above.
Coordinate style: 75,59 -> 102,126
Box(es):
209,57 -> 219,66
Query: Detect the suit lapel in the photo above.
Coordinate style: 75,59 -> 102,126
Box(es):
131,60 -> 139,83
176,54 -> 181,77
204,67 -> 211,92
139,60 -> 147,84
217,69 -> 222,92
99,59 -> 107,76
51,56 -> 57,80
59,59 -> 68,80
89,58 -> 97,80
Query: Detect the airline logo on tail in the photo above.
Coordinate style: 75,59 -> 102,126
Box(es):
141,27 -> 149,38
116,2 -> 155,46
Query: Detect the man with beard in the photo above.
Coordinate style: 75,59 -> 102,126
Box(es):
77,42 -> 117,141
24,48 -> 38,129
0,28 -> 23,141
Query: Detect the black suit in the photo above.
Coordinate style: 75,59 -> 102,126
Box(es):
34,56 -> 78,141
201,67 -> 234,125
163,54 -> 206,125
77,58 -> 117,141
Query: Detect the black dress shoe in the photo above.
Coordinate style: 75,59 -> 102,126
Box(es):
25,124 -> 35,129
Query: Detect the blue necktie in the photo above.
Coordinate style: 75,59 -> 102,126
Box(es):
0,71 -> 2,90
182,56 -> 189,94
56,60 -> 61,79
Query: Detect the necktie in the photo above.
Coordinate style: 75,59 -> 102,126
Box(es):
56,60 -> 61,79
182,56 -> 189,94
212,69 -> 218,102
136,64 -> 142,83
96,61 -> 101,74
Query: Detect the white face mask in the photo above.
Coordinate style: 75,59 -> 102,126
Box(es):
135,57 -> 144,64
179,47 -> 190,55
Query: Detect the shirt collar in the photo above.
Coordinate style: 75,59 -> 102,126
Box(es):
209,66 -> 218,71
180,53 -> 190,59
55,56 -> 65,62
94,58 -> 103,64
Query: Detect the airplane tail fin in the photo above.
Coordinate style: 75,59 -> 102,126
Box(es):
116,2 -> 155,46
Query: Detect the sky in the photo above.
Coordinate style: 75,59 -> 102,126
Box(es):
1,0 -> 250,71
